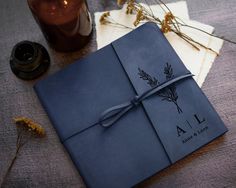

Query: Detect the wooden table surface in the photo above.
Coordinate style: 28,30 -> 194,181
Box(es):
0,0 -> 236,187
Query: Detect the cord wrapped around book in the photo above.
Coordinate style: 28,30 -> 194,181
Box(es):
99,72 -> 193,127
62,72 -> 194,143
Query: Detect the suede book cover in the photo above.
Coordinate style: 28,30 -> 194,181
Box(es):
34,22 -> 228,188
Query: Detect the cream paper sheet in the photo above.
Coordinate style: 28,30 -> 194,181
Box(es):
94,1 -> 223,87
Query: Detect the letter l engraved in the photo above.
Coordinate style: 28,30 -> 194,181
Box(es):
194,114 -> 206,124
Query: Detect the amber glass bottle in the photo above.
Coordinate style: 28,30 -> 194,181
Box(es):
27,0 -> 92,52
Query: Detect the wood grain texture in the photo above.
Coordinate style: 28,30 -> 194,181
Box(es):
0,0 -> 236,187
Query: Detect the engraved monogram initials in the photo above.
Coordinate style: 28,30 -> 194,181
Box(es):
177,114 -> 206,137
178,113 -> 208,144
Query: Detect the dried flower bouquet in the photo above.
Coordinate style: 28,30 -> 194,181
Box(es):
100,0 -> 236,55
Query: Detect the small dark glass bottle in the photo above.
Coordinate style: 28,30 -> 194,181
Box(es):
27,0 -> 93,52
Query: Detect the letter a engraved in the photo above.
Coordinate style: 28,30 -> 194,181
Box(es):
177,126 -> 186,137
194,114 -> 206,124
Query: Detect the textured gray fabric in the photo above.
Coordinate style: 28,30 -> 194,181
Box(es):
0,0 -> 236,187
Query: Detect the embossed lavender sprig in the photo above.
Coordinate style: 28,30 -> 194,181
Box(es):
138,63 -> 182,113
162,63 -> 182,113
138,67 -> 158,87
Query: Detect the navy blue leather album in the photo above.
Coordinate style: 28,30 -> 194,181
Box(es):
34,22 -> 228,188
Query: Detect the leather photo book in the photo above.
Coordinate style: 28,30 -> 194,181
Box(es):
34,22 -> 228,188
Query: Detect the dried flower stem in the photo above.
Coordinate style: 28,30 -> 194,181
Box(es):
100,11 -> 133,29
106,18 -> 134,30
175,19 -> 236,45
0,131 -> 30,187
0,117 -> 45,187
